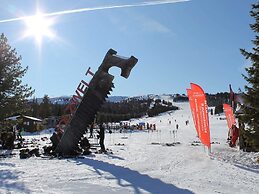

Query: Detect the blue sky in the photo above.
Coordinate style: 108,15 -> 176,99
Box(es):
0,0 -> 257,98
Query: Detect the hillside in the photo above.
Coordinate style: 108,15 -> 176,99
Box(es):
25,93 -> 232,121
25,94 -> 179,121
1,100 -> 258,194
97,94 -> 178,123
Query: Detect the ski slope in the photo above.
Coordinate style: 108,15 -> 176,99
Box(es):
0,102 -> 258,194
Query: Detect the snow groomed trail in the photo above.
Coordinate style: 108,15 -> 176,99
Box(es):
1,101 -> 258,194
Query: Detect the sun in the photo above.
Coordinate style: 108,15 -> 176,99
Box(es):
23,11 -> 55,46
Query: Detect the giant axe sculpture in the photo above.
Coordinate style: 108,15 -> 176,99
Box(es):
55,49 -> 138,155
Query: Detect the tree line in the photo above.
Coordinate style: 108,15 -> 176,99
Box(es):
24,92 -> 231,119
206,92 -> 230,114
23,96 -> 179,123
25,95 -> 66,119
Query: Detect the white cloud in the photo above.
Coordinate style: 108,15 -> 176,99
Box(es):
0,0 -> 190,23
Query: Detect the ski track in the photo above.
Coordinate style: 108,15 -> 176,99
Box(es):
0,101 -> 258,194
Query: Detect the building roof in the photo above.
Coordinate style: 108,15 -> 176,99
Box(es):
5,115 -> 42,122
22,115 -> 42,122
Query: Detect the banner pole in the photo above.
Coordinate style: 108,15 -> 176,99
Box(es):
208,146 -> 211,155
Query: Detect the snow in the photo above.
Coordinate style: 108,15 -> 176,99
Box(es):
106,96 -> 128,103
1,101 -> 259,194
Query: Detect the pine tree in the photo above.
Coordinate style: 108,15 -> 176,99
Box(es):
0,33 -> 34,121
39,95 -> 51,118
31,97 -> 39,117
240,3 -> 259,152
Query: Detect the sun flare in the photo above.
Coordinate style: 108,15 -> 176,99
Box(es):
23,11 -> 55,45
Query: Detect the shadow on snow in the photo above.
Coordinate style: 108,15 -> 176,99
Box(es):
73,157 -> 194,194
0,167 -> 30,193
234,163 -> 259,174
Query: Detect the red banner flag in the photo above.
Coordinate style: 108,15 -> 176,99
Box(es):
190,83 -> 211,149
186,89 -> 200,137
223,104 -> 236,129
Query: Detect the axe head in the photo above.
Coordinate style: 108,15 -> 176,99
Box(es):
100,49 -> 138,79
118,56 -> 138,79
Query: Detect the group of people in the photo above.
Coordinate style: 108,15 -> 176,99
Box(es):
49,122 -> 106,154
120,122 -> 157,131
146,123 -> 156,130
0,124 -> 24,150
85,123 -> 106,152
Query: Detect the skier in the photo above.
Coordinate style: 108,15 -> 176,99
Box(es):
185,120 -> 189,126
153,124 -> 156,130
176,124 -> 179,130
147,123 -> 150,130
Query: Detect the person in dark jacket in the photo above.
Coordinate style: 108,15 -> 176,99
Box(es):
89,123 -> 94,138
98,123 -> 106,152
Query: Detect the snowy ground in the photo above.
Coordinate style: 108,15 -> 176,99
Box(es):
1,102 -> 259,194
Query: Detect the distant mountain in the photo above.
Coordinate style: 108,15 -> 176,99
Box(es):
126,94 -> 174,101
29,93 -> 189,105
106,96 -> 128,103
49,96 -> 70,105
30,96 -> 71,105
31,96 -> 128,105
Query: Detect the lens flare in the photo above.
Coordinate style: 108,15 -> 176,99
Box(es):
23,11 -> 55,46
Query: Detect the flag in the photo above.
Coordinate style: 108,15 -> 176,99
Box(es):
190,83 -> 211,148
223,103 -> 236,129
186,89 -> 199,137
